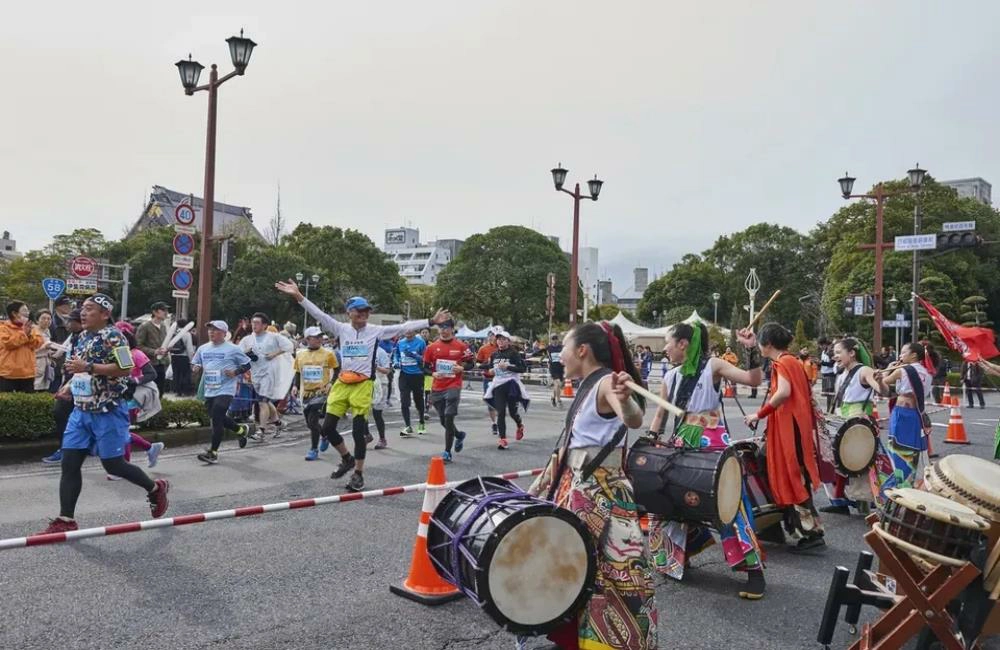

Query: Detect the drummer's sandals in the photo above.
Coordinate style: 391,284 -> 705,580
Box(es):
739,569 -> 766,600
819,504 -> 850,515
792,533 -> 827,553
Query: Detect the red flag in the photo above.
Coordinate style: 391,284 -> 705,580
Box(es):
915,294 -> 1000,361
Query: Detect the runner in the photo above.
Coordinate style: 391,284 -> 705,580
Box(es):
239,312 -> 294,439
275,279 -> 451,491
475,327 -> 500,435
37,294 -> 169,535
191,321 -> 253,464
294,326 -> 339,460
546,333 -> 565,408
423,320 -> 472,462
524,321 -> 657,649
420,327 -> 433,408
646,321 -> 768,599
744,323 -> 825,550
370,344 -> 392,450
394,327 -> 427,437
481,331 -> 529,449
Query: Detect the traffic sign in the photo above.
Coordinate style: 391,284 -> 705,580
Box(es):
66,278 -> 98,294
173,233 -> 195,256
175,203 -> 196,225
70,256 -> 97,279
894,234 -> 936,252
943,221 -> 975,232
172,255 -> 194,269
171,290 -> 191,299
881,320 -> 912,328
174,224 -> 196,235
41,278 -> 66,300
171,268 -> 193,291
853,296 -> 865,316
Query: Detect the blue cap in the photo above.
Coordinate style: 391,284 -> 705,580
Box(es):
345,296 -> 372,311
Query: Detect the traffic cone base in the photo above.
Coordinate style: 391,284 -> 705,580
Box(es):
943,396 -> 970,445
390,457 -> 463,605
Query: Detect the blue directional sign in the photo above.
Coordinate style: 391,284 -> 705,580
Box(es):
41,278 -> 66,300
171,268 -> 194,291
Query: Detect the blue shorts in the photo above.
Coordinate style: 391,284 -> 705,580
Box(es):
63,402 -> 131,459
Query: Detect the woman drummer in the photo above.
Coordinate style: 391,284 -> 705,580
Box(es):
744,323 -> 825,551
526,321 -> 657,650
646,321 -> 767,599
820,337 -> 883,516
871,341 -> 933,499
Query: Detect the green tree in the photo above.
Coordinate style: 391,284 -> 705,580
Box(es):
45,228 -> 108,259
588,304 -> 632,322
960,295 -> 992,327
708,325 -> 726,353
103,228 -> 182,318
663,304 -> 696,325
404,284 -> 438,320
435,226 -> 570,335
792,318 -> 810,353
0,250 -> 65,308
218,246 -> 309,324
636,254 -> 725,323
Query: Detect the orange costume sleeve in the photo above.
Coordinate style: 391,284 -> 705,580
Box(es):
764,353 -> 821,506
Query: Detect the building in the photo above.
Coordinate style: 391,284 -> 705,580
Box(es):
383,227 -> 464,285
941,177 -> 992,206
128,185 -> 266,242
0,231 -> 19,261
597,279 -> 616,306
615,267 -> 649,312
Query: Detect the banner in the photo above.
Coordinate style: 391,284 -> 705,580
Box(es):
915,294 -> 999,361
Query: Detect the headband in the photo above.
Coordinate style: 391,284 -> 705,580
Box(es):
87,293 -> 114,313
599,322 -> 626,373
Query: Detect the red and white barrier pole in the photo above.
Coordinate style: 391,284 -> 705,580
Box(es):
0,468 -> 543,551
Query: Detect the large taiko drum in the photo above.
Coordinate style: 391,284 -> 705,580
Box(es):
832,417 -> 878,477
875,488 -> 989,567
731,439 -> 782,533
626,437 -> 742,527
426,477 -> 596,636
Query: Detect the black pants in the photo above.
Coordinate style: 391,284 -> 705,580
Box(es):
52,397 -> 74,447
205,395 -> 239,451
171,355 -> 193,396
321,413 -> 367,461
369,409 -> 386,439
59,449 -> 155,519
398,372 -> 426,427
965,380 -> 986,408
0,377 -> 34,393
154,364 -> 167,395
491,383 -> 522,440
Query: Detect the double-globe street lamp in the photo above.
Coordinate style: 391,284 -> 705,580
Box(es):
550,164 -> 603,324
175,30 -> 258,338
295,272 -> 320,331
838,164 -> 926,351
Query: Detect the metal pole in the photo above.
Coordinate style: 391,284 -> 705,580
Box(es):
302,280 -> 309,332
196,64 -> 219,342
569,184 -> 581,324
873,187 -> 885,352
911,196 -> 921,343
120,263 -> 130,320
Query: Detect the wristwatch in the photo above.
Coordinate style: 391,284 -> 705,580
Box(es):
86,362 -> 94,374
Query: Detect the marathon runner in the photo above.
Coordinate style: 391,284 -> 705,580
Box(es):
393,328 -> 427,437
481,330 -> 529,449
423,320 -> 473,462
295,326 -> 339,460
191,321 -> 254,464
475,327 -> 501,435
546,333 -> 564,408
239,312 -> 294,439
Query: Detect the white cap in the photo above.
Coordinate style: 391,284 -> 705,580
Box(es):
304,326 -> 323,338
207,320 -> 229,333
490,325 -> 504,336
496,330 -> 512,339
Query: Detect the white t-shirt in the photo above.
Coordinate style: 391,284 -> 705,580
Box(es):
240,332 -> 293,383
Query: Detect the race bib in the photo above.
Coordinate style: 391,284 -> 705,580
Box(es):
436,359 -> 456,374
204,369 -> 222,389
302,365 -> 324,383
401,355 -> 418,367
493,359 -> 513,378
70,373 -> 94,403
342,342 -> 368,358
550,352 -> 561,364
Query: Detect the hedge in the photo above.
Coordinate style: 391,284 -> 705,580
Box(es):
0,394 -> 209,441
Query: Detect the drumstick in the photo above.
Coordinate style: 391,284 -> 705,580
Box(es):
624,380 -> 685,417
748,290 -> 782,330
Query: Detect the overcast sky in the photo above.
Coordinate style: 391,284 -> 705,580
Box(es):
3,1 -> 998,291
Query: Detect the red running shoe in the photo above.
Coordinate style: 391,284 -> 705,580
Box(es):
497,438 -> 508,450
148,479 -> 170,518
36,518 -> 78,536
515,424 -> 525,441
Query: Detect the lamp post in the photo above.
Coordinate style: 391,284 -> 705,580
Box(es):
712,292 -> 721,325
652,309 -> 659,328
295,272 -> 320,331
745,268 -> 760,325
550,163 -> 603,324
838,164 -> 925,352
404,300 -> 411,320
175,30 -> 258,339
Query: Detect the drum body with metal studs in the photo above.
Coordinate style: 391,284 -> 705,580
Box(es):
832,417 -> 878,476
426,477 -> 596,636
876,487 -> 989,567
731,439 -> 782,533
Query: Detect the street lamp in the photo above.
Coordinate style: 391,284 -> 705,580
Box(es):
712,292 -> 721,324
295,272 -> 320,331
404,300 -> 411,320
838,163 -> 926,351
175,30 -> 258,339
550,163 -> 603,324
652,309 -> 659,328
745,268 -> 760,325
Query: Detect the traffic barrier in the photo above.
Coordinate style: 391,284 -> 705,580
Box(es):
0,467 -> 544,551
562,378 -> 574,398
943,397 -> 970,445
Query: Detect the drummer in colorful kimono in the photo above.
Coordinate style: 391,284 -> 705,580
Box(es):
646,320 -> 767,599
526,321 -> 656,650
871,341 -> 933,500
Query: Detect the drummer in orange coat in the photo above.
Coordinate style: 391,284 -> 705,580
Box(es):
745,323 -> 825,550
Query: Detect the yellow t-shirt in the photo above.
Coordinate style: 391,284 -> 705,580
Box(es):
294,347 -> 339,398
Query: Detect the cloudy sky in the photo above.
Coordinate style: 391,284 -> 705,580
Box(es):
3,1 -> 998,291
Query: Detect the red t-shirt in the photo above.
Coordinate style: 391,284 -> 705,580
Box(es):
424,338 -> 471,392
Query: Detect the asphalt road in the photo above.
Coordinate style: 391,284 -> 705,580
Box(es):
1,385 -> 998,650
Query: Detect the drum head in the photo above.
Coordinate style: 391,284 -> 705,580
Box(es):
836,419 -> 877,475
485,512 -> 592,631
716,454 -> 742,526
933,455 -> 1000,523
885,488 -> 989,531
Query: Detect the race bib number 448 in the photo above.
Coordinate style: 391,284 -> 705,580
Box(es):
342,342 -> 368,358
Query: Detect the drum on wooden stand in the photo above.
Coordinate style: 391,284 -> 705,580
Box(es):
626,437 -> 742,527
731,439 -> 783,533
426,477 -> 596,636
833,417 -> 878,477
875,488 -> 989,567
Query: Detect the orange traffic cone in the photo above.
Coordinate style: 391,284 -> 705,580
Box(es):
939,382 -> 952,407
871,398 -> 880,423
389,457 -> 462,605
723,382 -> 735,398
943,396 -> 970,445
638,513 -> 650,535
562,378 -> 574,398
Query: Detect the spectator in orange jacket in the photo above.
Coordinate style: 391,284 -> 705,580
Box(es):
799,347 -> 818,385
1,301 -> 46,393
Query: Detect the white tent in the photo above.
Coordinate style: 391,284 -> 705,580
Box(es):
608,310 -> 730,343
456,324 -> 490,339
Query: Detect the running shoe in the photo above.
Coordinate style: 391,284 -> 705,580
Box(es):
515,424 -> 525,441
305,448 -> 319,461
248,429 -> 264,442
346,472 -> 365,492
148,479 -> 170,518
271,422 -> 284,439
454,430 -> 466,453
374,438 -> 388,450
41,450 -> 63,465
441,450 -> 453,463
197,449 -> 219,464
106,474 -> 123,481
491,423 -> 499,436
497,438 -> 508,450
147,442 -> 165,468
417,423 -> 427,435
364,431 -> 374,444
400,426 -> 414,437
331,454 -> 356,479
551,396 -> 557,407
237,424 -> 250,448
319,436 -> 330,452
36,517 -> 78,535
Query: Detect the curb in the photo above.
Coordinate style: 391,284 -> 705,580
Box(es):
0,426 -> 212,466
